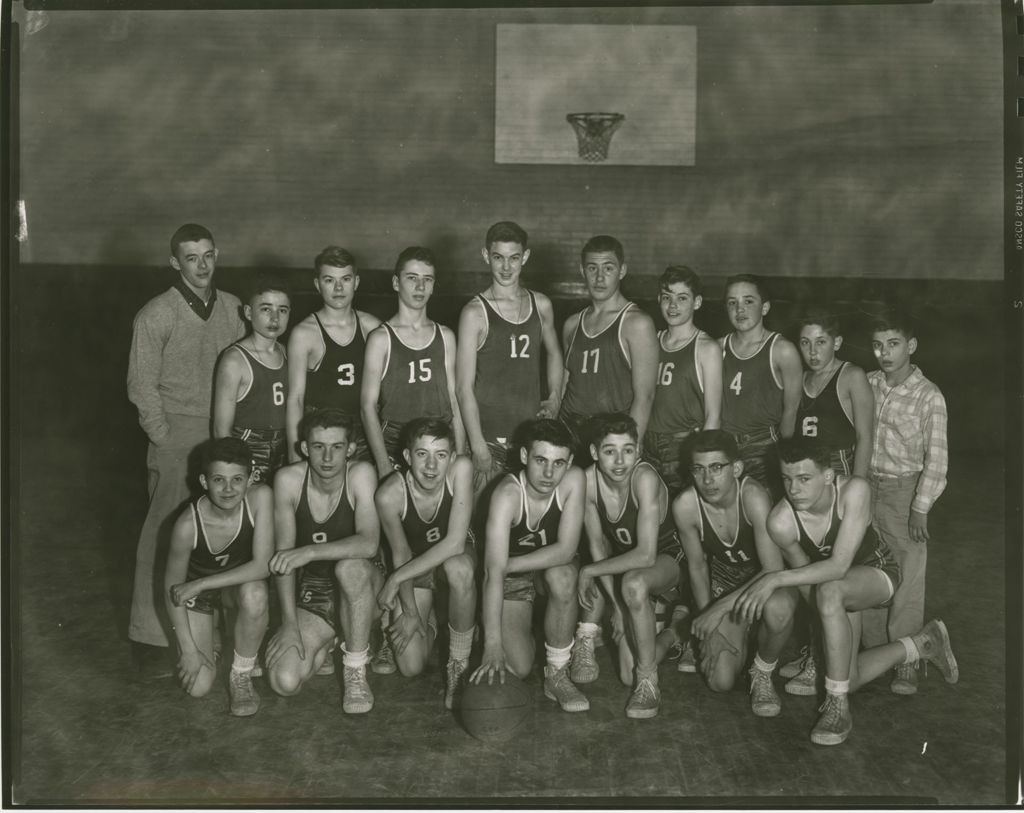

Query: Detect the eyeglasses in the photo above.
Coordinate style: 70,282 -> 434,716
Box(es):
689,462 -> 729,477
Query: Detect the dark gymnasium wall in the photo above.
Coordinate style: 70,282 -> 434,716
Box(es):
12,2 -> 1005,453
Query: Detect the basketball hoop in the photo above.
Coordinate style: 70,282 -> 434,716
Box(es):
566,112 -> 625,163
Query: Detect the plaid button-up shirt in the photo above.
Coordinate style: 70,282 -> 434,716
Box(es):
868,365 -> 948,514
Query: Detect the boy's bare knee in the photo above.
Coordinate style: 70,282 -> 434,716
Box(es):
620,571 -> 649,610
707,666 -> 737,693
543,565 -> 577,601
188,667 -> 217,698
335,558 -> 373,594
238,581 -> 269,617
269,665 -> 303,697
816,580 -> 845,616
444,555 -> 476,595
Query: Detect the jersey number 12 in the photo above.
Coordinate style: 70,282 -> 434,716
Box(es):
509,334 -> 530,359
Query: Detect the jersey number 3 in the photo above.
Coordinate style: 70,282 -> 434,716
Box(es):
336,363 -> 355,387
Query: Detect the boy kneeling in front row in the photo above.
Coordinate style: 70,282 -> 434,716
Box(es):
165,437 -> 273,717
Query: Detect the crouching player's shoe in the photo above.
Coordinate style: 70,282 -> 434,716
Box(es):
544,664 -> 590,712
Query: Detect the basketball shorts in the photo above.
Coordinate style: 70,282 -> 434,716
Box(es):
643,428 -> 695,495
411,534 -> 477,590
829,447 -> 854,477
297,571 -> 337,630
857,541 -> 902,609
732,428 -> 781,502
184,588 -> 224,616
232,426 -> 287,484
380,420 -> 406,471
503,556 -> 580,603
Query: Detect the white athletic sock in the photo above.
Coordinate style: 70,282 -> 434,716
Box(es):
341,643 -> 370,669
575,622 -> 600,640
824,676 -> 849,695
545,641 -> 573,671
449,624 -> 474,662
753,654 -> 777,673
899,636 -> 920,664
231,651 -> 256,674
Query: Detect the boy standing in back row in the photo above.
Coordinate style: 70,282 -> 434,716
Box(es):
457,222 -> 564,493
860,307 -> 948,696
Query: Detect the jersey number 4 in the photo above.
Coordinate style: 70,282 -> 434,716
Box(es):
509,334 -> 530,359
801,416 -> 818,437
407,359 -> 432,383
729,372 -> 743,395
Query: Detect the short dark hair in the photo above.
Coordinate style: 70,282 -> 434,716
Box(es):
485,221 -> 528,251
403,417 -> 455,450
302,408 -> 354,442
519,418 -> 574,454
246,273 -> 291,304
777,437 -> 832,470
686,429 -> 739,463
581,235 -> 624,265
724,273 -> 768,302
394,246 -> 437,275
659,265 -> 703,298
314,246 -> 358,276
170,223 -> 214,257
201,437 -> 252,477
871,306 -> 915,340
590,412 -> 639,446
798,305 -> 841,338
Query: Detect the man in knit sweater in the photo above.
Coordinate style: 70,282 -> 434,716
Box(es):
127,223 -> 245,674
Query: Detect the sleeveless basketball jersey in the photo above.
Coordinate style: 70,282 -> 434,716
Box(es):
721,332 -> 783,438
560,304 -> 635,420
787,481 -> 889,568
507,472 -> 563,558
648,330 -> 706,434
294,463 -> 356,580
696,477 -> 760,595
377,323 -> 452,425
186,495 -> 255,579
796,362 -> 856,451
305,313 -> 366,418
594,462 -> 679,557
474,292 -> 543,441
399,470 -> 455,557
232,344 -> 287,431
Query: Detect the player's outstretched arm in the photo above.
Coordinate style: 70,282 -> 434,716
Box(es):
535,292 -> 565,418
212,346 -> 246,439
360,327 -> 393,479
557,313 -> 580,404
310,462 -> 381,564
623,308 -> 659,440
774,337 -> 804,439
842,363 -> 875,479
441,325 -> 467,455
697,334 -> 723,430
506,467 -> 585,575
455,299 -> 492,476
164,510 -> 215,692
266,465 -> 305,667
578,476 -> 616,614
472,478 -> 516,685
285,319 -> 317,463
673,489 -> 711,611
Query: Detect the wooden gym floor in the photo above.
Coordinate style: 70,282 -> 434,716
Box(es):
7,280 -> 1012,806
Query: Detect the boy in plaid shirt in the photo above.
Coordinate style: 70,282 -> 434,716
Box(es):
861,307 -> 948,695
